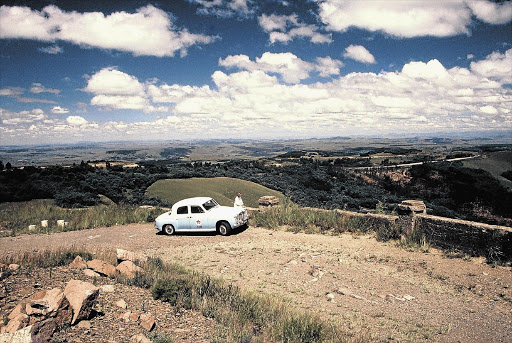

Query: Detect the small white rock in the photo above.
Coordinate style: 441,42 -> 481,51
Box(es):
100,284 -> 115,293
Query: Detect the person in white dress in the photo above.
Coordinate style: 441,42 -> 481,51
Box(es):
234,192 -> 244,208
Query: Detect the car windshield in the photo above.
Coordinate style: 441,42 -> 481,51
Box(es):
202,199 -> 219,211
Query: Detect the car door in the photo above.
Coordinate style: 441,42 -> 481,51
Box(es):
174,205 -> 192,231
190,205 -> 212,231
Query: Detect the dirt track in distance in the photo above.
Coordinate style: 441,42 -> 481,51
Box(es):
1,223 -> 511,342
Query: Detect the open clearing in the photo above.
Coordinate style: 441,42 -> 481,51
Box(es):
1,224 -> 510,342
146,177 -> 285,207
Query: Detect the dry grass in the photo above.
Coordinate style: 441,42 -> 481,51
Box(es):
1,247 -> 363,343
0,199 -> 164,237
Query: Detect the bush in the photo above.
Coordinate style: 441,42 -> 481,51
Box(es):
151,278 -> 192,309
54,189 -> 100,208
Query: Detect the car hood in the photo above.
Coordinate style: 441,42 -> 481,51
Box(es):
156,211 -> 172,221
210,206 -> 245,216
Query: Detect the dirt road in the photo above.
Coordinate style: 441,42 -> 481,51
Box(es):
1,224 -> 511,342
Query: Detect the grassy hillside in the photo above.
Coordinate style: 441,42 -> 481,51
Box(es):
463,151 -> 512,189
146,177 -> 285,207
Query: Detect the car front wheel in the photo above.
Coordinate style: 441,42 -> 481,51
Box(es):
218,221 -> 231,236
163,224 -> 175,235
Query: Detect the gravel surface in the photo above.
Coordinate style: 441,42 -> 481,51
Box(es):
1,223 -> 511,342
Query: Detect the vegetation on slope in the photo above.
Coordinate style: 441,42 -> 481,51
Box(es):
146,177 -> 285,207
1,152 -> 511,226
0,200 -> 163,237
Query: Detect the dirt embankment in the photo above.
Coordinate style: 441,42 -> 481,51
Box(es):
1,224 -> 511,342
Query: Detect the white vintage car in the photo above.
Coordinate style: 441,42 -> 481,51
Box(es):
155,197 -> 249,236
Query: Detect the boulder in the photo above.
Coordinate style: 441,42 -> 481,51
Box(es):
397,200 -> 426,215
25,288 -> 66,318
7,290 -> 47,322
86,259 -> 118,278
63,280 -> 99,325
100,284 -> 115,293
69,256 -> 87,269
8,264 -> 20,271
129,312 -> 140,322
30,319 -> 58,343
116,260 -> 143,278
0,325 -> 32,342
117,248 -> 147,263
2,313 -> 29,333
139,313 -> 155,331
83,269 -> 101,278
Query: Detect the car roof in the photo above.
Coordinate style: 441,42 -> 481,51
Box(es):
172,197 -> 213,209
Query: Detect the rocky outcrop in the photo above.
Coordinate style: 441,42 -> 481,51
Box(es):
86,259 -> 118,278
1,281 -> 92,341
64,280 -> 99,325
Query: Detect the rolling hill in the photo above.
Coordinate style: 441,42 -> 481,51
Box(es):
146,177 -> 285,207
463,151 -> 512,189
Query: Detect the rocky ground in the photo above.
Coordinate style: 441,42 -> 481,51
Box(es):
1,224 -> 511,342
1,264 -> 216,342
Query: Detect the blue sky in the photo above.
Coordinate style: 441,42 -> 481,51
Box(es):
0,0 -> 511,145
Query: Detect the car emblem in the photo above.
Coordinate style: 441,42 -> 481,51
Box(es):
196,220 -> 202,228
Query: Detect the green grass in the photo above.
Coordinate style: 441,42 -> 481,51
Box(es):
463,151 -> 512,189
146,177 -> 285,207
2,248 -> 363,343
252,199 -> 401,241
0,199 -> 164,237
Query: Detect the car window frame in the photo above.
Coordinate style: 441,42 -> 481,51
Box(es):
190,205 -> 205,214
176,206 -> 189,215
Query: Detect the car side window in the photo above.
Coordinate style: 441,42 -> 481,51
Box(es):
176,206 -> 188,215
191,206 -> 204,214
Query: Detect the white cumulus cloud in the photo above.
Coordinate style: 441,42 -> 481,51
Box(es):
66,115 -> 88,126
7,49 -> 509,144
343,45 -> 376,64
258,13 -> 332,44
30,83 -> 60,94
470,48 -> 512,84
318,0 -> 512,38
0,5 -> 217,57
219,52 -> 342,83
51,106 -> 69,114
0,108 -> 47,125
466,0 -> 512,24
188,0 -> 255,18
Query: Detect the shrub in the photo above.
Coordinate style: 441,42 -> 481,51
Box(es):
151,278 -> 192,309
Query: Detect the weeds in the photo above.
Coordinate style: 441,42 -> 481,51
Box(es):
0,200 -> 164,237
149,332 -> 175,343
132,253 -> 348,342
253,200 -> 402,242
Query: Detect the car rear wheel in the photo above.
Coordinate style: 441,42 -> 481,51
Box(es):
163,224 -> 175,235
218,221 -> 231,236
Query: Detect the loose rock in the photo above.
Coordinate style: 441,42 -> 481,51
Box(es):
63,279 -> 99,325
